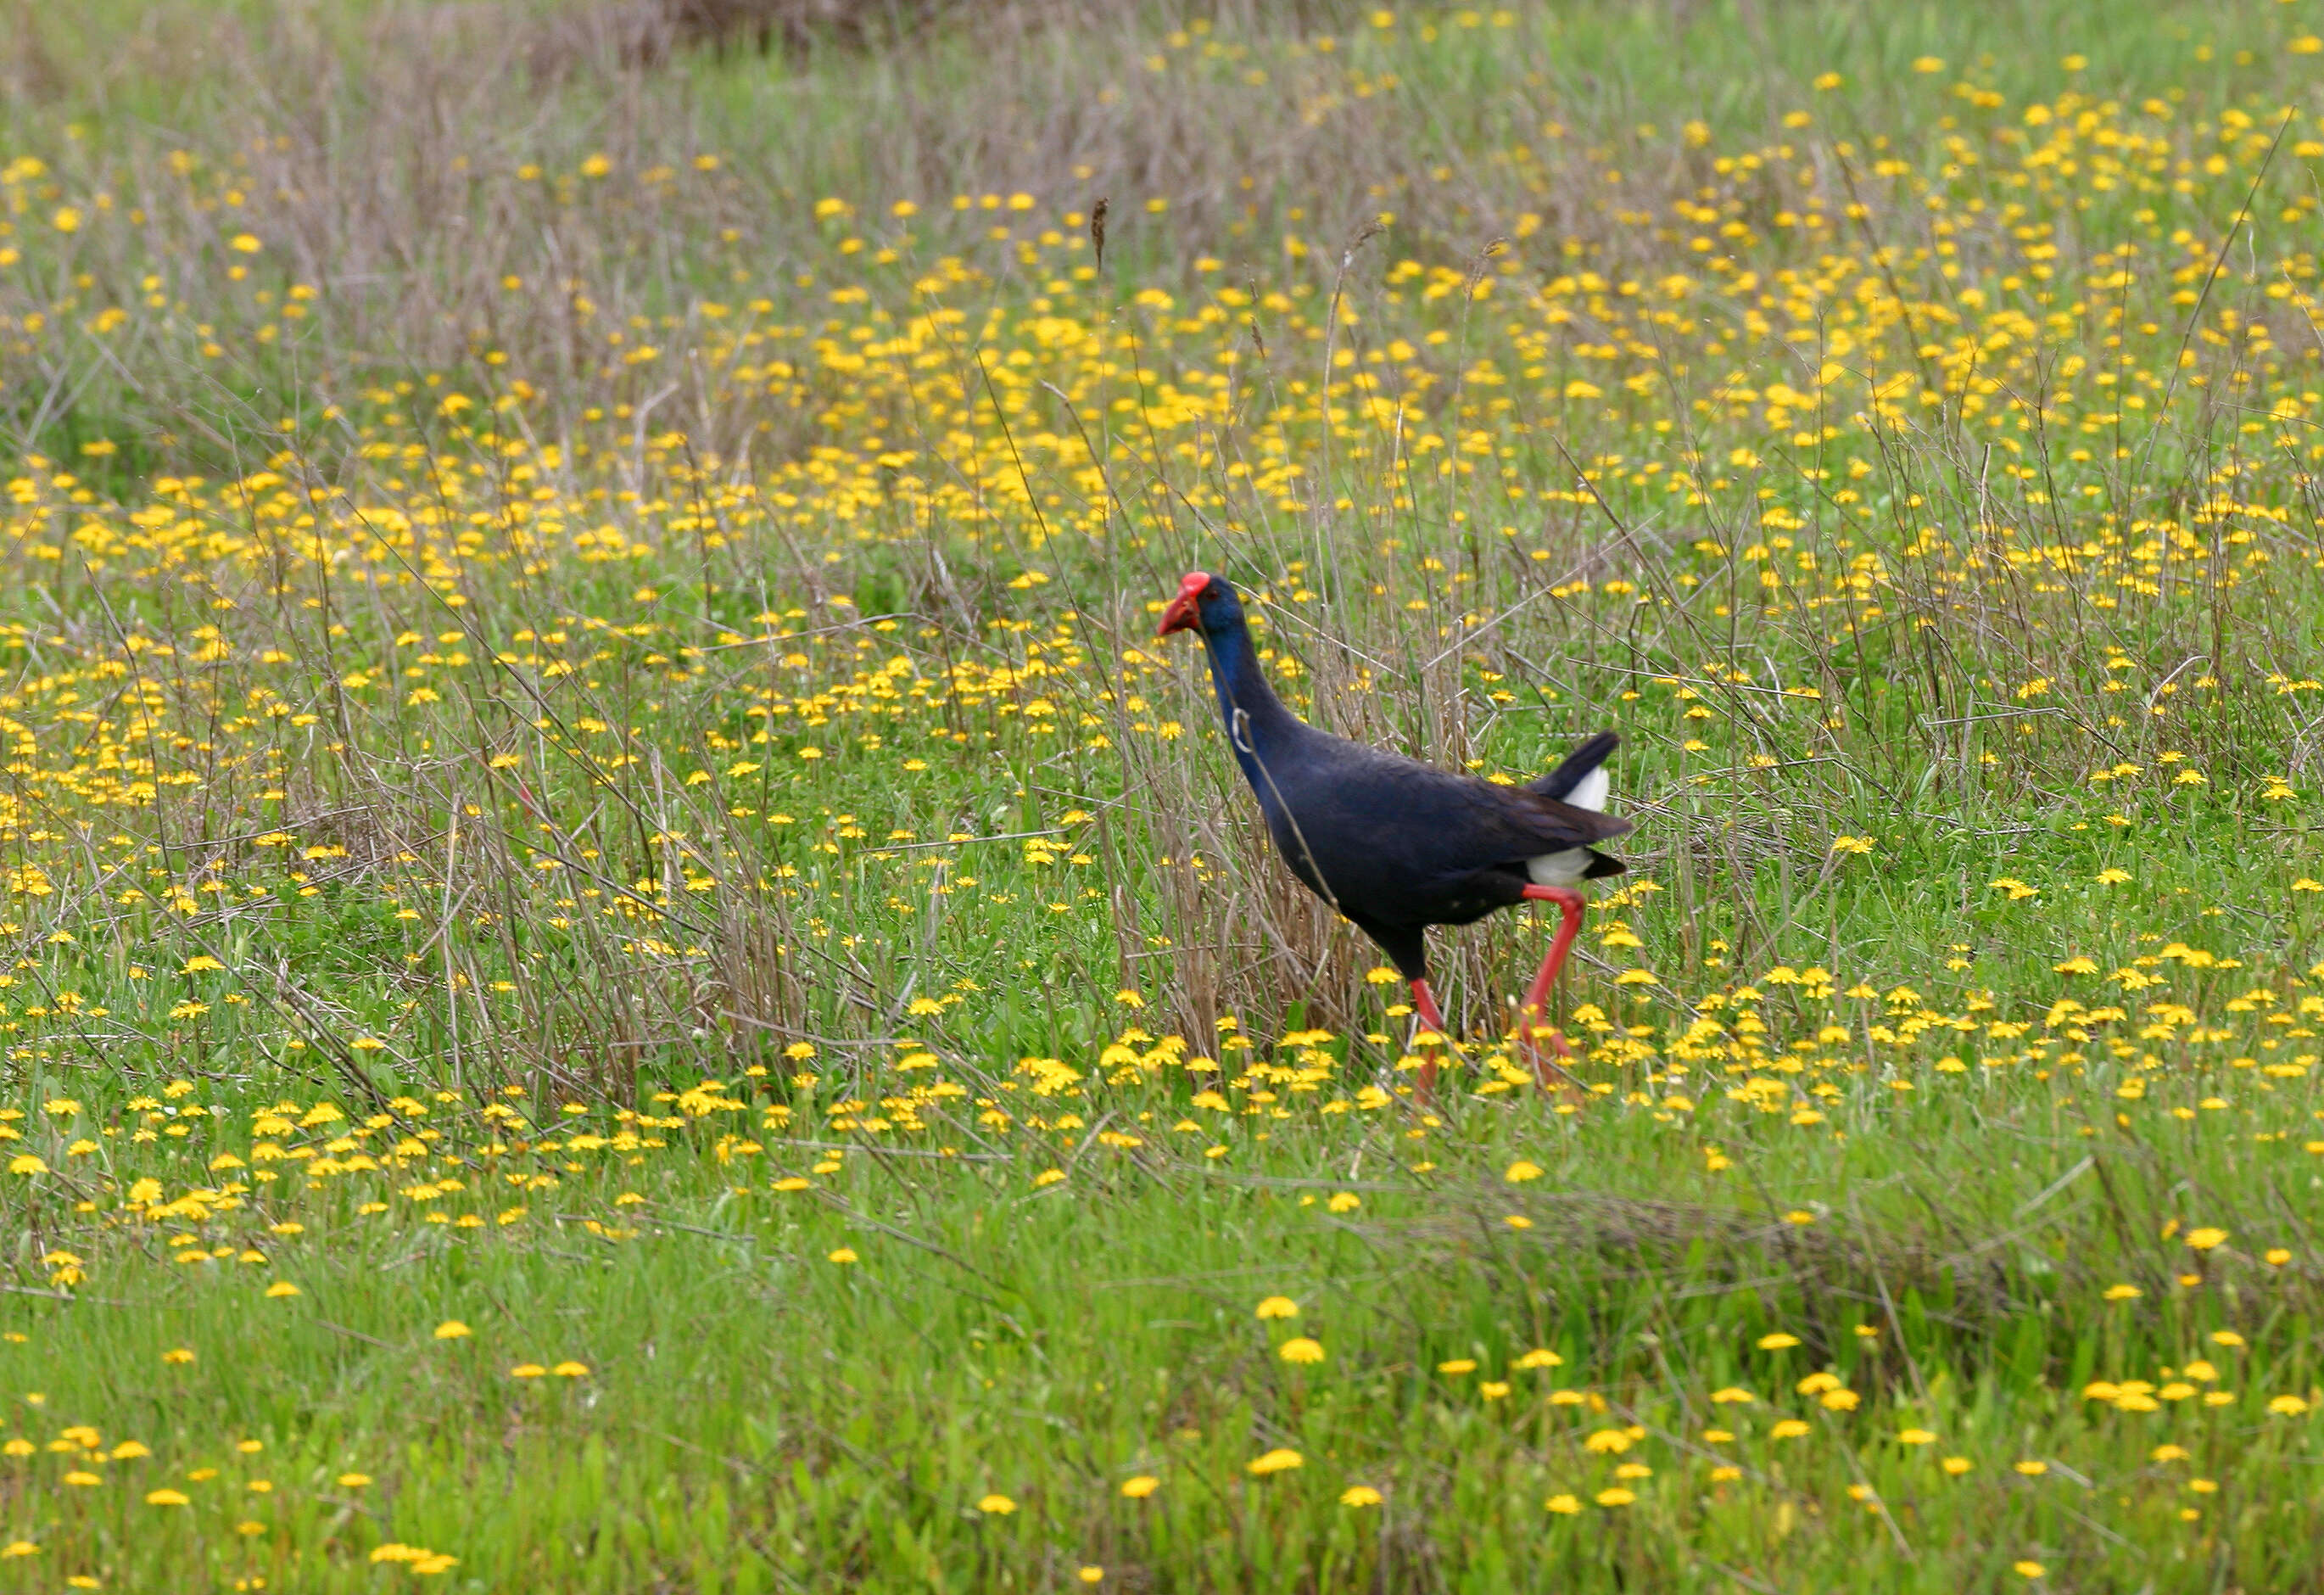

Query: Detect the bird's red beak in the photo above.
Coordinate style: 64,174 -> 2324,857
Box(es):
1157,570 -> 1209,637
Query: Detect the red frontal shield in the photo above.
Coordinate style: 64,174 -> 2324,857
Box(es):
1157,570 -> 1209,636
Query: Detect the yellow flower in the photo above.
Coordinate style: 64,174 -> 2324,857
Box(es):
1339,1485 -> 1383,1508
1119,1475 -> 1159,1498
1757,1332 -> 1800,1350
230,233 -> 262,255
1246,1448 -> 1304,1475
1545,1492 -> 1583,1514
146,1489 -> 191,1507
1078,1569 -> 1104,1586
1941,1456 -> 1974,1475
1515,1348 -> 1563,1369
2014,1562 -> 2046,1581
2014,1459 -> 2047,1476
2103,1284 -> 2142,1301
1769,1420 -> 1811,1440
433,1320 -> 472,1340
2268,1395 -> 2310,1417
338,1473 -> 373,1488
8,1155 -> 47,1177
976,1493 -> 1015,1514
1279,1337 -> 1325,1365
2185,1228 -> 2228,1251
1899,1428 -> 1936,1445
552,1362 -> 589,1378
1254,1296 -> 1299,1320
1911,54 -> 1946,72
52,206 -> 81,233
1032,1169 -> 1066,1187
264,1282 -> 300,1299
510,1363 -> 545,1379
1504,1160 -> 1544,1184
1708,1387 -> 1756,1404
1438,1358 -> 1477,1376
1595,1487 -> 1635,1507
1584,1430 -> 1633,1454
827,1248 -> 858,1265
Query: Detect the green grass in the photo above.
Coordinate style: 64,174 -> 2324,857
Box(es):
3,0 -> 2324,1587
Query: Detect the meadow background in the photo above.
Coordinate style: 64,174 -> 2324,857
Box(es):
3,0 -> 2323,1587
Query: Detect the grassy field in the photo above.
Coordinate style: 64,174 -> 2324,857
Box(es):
3,0 -> 2324,1588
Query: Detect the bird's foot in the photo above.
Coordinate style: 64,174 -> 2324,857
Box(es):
1408,978 -> 1451,1103
1515,1011 -> 1589,1108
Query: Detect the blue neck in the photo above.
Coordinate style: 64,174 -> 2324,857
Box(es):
1198,618 -> 1301,796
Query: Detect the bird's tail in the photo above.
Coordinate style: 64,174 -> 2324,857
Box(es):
1528,730 -> 1618,810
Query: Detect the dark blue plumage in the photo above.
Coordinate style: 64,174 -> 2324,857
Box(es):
1159,571 -> 1628,988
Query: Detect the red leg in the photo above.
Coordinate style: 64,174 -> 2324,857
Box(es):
1515,885 -> 1588,1095
1409,978 -> 1450,1100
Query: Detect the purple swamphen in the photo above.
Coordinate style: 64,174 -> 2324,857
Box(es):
1157,570 -> 1630,1096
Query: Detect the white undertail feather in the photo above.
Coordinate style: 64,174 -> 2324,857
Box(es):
1525,848 -> 1592,888
1525,756 -> 1612,887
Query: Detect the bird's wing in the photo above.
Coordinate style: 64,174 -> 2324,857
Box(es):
1499,785 -> 1631,847
1293,737 -> 1631,867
